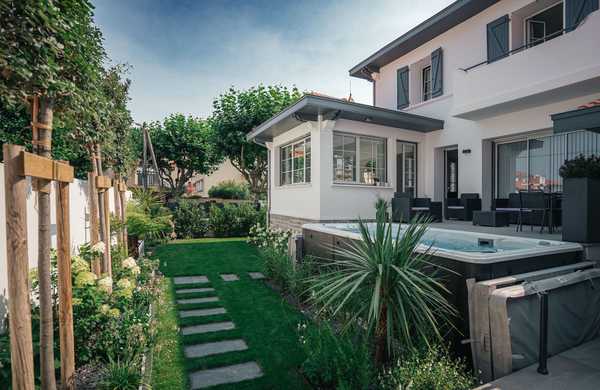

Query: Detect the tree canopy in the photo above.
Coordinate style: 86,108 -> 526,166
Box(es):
142,114 -> 222,198
209,85 -> 303,198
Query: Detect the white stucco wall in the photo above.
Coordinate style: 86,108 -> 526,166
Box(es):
268,0 -> 600,224
0,166 -> 125,333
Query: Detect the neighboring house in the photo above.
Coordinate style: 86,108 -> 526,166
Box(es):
185,159 -> 246,197
248,0 -> 600,232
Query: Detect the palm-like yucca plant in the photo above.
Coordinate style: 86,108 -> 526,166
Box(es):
309,200 -> 456,365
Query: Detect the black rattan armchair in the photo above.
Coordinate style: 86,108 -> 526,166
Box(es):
445,193 -> 481,221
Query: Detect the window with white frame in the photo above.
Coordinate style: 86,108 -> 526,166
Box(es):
422,65 -> 432,102
333,132 -> 386,185
280,136 -> 311,185
195,179 -> 204,193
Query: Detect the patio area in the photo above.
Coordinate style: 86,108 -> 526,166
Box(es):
432,220 -> 563,241
475,337 -> 600,390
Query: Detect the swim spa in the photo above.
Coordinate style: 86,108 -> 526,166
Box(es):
302,223 -> 584,354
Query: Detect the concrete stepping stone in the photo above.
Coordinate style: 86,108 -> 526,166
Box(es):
177,296 -> 219,305
184,339 -> 248,358
179,307 -> 227,318
176,287 -> 215,294
181,321 -> 235,336
248,272 -> 265,280
173,275 -> 208,285
189,361 -> 263,389
220,274 -> 239,282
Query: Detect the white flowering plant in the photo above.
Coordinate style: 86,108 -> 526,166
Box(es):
247,222 -> 292,254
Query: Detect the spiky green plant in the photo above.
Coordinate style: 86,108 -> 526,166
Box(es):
309,201 -> 456,365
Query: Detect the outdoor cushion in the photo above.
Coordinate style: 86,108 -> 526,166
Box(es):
411,207 -> 429,211
447,206 -> 464,209
495,207 -> 519,211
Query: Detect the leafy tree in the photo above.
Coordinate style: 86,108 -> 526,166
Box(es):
1,1 -> 105,387
143,114 -> 221,198
210,85 -> 303,199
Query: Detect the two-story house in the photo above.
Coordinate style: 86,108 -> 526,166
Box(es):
247,0 -> 600,232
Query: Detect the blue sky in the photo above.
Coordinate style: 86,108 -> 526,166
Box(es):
92,0 -> 453,123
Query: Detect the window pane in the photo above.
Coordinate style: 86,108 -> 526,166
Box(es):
497,141 -> 528,198
333,134 -> 357,182
359,137 -> 386,185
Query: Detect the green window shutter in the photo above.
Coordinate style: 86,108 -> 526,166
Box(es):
431,48 -> 443,98
566,0 -> 599,31
487,15 -> 509,63
397,66 -> 409,109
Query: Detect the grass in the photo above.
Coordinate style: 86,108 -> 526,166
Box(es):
153,238 -> 309,389
151,278 -> 187,389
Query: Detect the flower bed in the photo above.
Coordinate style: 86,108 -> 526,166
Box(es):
0,241 -> 162,389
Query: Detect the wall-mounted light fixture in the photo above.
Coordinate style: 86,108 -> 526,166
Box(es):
462,149 -> 471,154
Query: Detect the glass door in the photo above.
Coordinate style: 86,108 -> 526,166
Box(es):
397,141 -> 416,197
445,148 -> 458,199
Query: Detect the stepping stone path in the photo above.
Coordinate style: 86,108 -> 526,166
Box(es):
176,287 -> 215,294
173,275 -> 208,285
189,362 -> 263,389
173,275 -> 263,388
179,307 -> 226,318
220,273 -> 239,282
177,296 -> 219,305
185,339 -> 248,358
181,321 -> 235,336
248,272 -> 265,280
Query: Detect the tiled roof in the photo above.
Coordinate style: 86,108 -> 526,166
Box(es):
578,99 -> 600,109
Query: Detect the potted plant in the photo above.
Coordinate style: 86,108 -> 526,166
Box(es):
559,154 -> 600,243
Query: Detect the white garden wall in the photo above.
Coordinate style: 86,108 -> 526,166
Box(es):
0,162 -> 126,334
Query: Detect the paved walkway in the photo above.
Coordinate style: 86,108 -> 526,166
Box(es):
174,273 -> 264,389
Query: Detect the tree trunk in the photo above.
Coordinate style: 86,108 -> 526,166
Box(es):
374,302 -> 388,366
36,95 -> 58,390
119,185 -> 128,254
88,152 -> 101,275
113,176 -> 122,248
95,145 -> 111,277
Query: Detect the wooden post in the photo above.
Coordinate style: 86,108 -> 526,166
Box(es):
103,185 -> 112,274
119,182 -> 128,254
88,152 -> 101,275
3,144 -> 35,390
56,179 -> 75,389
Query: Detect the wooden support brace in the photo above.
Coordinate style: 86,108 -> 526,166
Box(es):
56,180 -> 75,389
3,144 -> 35,390
95,175 -> 112,190
16,151 -> 74,183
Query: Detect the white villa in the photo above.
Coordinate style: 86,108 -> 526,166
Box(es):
248,0 -> 600,232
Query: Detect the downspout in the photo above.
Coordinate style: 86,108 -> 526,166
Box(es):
252,138 -> 271,227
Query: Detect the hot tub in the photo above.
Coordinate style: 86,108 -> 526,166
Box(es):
302,223 -> 584,356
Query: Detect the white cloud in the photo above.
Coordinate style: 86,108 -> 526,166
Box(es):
94,0 -> 453,122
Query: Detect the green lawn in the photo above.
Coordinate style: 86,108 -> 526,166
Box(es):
153,238 -> 309,390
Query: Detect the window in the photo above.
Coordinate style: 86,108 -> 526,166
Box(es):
280,136 -> 311,185
334,132 -> 387,185
525,2 -> 564,48
422,65 -> 432,102
397,141 -> 417,197
495,130 -> 600,198
195,179 -> 204,193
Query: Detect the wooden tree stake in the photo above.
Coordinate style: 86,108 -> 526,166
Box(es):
3,144 -> 35,390
88,152 -> 101,275
56,180 -> 75,389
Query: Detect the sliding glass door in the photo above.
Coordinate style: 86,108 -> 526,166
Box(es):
495,130 -> 600,198
397,141 -> 416,197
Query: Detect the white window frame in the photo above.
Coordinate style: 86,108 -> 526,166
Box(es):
279,135 -> 311,186
422,65 -> 432,102
333,131 -> 387,186
522,1 -> 565,48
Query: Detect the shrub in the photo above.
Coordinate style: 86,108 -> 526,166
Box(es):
299,322 -> 374,389
209,203 -> 264,237
126,189 -> 173,244
173,199 -> 208,239
208,180 -> 249,199
98,358 -> 145,390
378,346 -> 475,390
559,154 -> 600,179
248,223 -> 291,253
